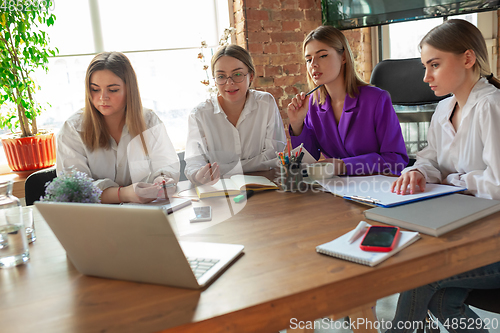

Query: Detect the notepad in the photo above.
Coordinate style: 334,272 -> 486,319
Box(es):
316,226 -> 420,267
364,194 -> 500,236
195,175 -> 279,199
316,175 -> 466,207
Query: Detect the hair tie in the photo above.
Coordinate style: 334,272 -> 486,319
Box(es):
486,73 -> 494,80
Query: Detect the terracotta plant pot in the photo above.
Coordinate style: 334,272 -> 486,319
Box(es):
1,132 -> 56,171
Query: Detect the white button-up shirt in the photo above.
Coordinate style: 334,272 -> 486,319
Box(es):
404,78 -> 500,199
184,90 -> 286,182
57,108 -> 180,190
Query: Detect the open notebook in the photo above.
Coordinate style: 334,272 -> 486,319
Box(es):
316,224 -> 420,267
195,175 -> 278,199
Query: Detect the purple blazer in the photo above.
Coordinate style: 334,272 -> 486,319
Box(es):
290,85 -> 408,175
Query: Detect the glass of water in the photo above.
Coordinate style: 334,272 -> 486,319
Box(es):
0,180 -> 29,268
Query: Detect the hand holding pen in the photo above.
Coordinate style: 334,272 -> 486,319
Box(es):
287,84 -> 324,136
194,162 -> 220,185
153,173 -> 177,199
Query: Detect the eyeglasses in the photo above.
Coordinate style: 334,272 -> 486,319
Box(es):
214,72 -> 249,85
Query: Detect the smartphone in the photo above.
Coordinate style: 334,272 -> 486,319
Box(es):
189,206 -> 212,223
359,226 -> 400,252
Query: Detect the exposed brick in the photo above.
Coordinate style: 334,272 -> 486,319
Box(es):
262,20 -> 281,32
274,75 -> 304,87
264,0 -> 281,10
270,32 -> 304,43
279,108 -> 289,122
284,86 -> 300,96
263,43 -> 278,54
265,87 -> 284,99
281,0 -> 297,10
281,98 -> 293,110
248,31 -> 271,43
248,42 -> 264,53
265,65 -> 282,76
283,63 -> 301,75
246,0 -> 261,9
246,8 -> 270,21
298,0 -> 316,9
254,65 -> 265,77
304,8 -> 321,21
270,53 -> 303,65
280,10 -> 304,21
280,43 -> 298,54
269,10 -> 282,21
252,54 -> 271,66
246,20 -> 262,32
254,76 -> 274,87
300,20 -> 318,33
282,21 -> 300,32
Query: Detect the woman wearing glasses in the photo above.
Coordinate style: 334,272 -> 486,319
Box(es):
185,44 -> 286,185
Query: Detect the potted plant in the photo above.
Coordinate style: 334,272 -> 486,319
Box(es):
0,3 -> 58,171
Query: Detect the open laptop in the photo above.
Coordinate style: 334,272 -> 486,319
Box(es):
35,201 -> 244,289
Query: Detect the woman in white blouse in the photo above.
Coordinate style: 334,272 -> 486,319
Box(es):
57,52 -> 179,204
184,44 -> 286,185
388,19 -> 500,333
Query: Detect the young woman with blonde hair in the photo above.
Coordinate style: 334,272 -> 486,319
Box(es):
388,19 -> 500,333
287,25 -> 408,175
57,52 -> 179,203
185,44 -> 286,184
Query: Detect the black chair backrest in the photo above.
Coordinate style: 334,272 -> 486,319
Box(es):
25,167 -> 57,206
177,151 -> 187,182
370,58 -> 448,105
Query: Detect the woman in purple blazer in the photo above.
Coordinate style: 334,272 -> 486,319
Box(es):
288,26 -> 408,175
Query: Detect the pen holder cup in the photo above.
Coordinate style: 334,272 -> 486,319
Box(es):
279,163 -> 307,192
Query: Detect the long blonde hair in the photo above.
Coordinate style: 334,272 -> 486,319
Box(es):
420,19 -> 500,89
303,26 -> 368,105
82,52 -> 146,150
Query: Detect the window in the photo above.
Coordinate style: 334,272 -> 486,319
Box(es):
1,0 -> 231,166
377,12 -> 496,159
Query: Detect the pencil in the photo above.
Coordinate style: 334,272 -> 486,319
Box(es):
305,84 -> 324,96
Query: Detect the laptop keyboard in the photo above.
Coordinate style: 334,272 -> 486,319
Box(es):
187,257 -> 220,279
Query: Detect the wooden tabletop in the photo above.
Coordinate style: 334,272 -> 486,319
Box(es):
2,177 -> 500,333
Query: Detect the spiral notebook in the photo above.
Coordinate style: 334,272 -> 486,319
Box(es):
316,227 -> 420,267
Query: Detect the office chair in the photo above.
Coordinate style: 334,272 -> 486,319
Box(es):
370,58 -> 449,165
24,166 -> 57,206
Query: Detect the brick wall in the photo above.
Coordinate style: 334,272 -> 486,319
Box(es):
232,0 -> 372,123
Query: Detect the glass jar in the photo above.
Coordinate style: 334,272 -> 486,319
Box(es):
0,179 -> 29,268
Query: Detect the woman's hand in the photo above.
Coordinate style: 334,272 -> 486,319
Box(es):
287,92 -> 310,136
122,184 -> 157,203
194,162 -> 220,185
153,176 -> 177,199
391,170 -> 426,195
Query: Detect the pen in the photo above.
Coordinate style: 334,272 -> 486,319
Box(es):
305,84 -> 324,96
160,172 -> 176,199
347,221 -> 370,244
197,142 -> 213,181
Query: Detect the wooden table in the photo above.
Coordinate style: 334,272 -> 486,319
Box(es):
2,178 -> 500,333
